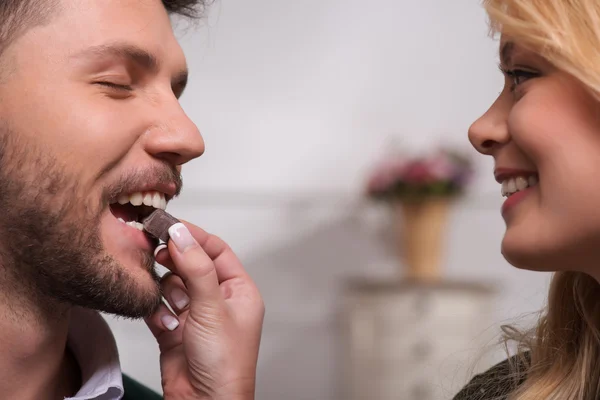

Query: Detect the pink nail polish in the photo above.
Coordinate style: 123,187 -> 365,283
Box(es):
168,223 -> 197,252
161,314 -> 179,331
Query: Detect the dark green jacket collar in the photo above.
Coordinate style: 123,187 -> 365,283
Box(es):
122,374 -> 162,400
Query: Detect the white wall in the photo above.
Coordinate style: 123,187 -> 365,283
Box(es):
104,1 -> 552,398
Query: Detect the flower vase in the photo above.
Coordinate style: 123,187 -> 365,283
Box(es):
394,198 -> 451,281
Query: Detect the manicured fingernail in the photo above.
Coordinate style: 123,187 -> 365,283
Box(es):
153,244 -> 167,258
171,287 -> 189,310
161,314 -> 179,331
168,223 -> 197,253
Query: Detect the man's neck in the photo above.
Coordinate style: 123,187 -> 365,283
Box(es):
0,293 -> 81,400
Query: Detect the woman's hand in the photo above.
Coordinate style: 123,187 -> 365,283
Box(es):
145,221 -> 264,399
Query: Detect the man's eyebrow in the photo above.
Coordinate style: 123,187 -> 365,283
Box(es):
73,42 -> 160,72
72,42 -> 189,92
500,41 -> 515,65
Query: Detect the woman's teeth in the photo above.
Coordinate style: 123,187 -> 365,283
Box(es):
501,175 -> 538,197
117,218 -> 144,231
116,191 -> 167,210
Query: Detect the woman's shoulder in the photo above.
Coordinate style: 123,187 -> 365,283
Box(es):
452,353 -> 530,400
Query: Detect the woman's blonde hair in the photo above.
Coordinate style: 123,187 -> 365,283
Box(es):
486,0 -> 600,100
479,1 -> 600,399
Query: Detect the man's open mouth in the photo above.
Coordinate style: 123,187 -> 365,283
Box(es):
109,191 -> 168,231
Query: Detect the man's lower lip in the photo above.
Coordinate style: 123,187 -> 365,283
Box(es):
501,187 -> 533,216
112,215 -> 154,250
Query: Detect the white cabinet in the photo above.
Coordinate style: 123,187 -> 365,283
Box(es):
339,280 -> 497,400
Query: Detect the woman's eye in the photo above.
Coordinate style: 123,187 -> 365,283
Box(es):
504,68 -> 539,91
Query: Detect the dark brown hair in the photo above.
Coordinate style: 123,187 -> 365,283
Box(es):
0,0 -> 208,55
162,0 -> 208,17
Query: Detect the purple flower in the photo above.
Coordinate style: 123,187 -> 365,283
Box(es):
365,148 -> 474,199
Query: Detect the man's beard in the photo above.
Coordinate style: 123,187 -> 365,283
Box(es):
0,131 -> 176,319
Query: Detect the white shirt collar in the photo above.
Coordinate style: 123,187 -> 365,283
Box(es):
65,307 -> 124,400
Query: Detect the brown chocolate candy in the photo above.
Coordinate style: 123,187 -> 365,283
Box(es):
142,209 -> 180,242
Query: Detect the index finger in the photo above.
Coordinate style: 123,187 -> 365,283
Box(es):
155,220 -> 248,283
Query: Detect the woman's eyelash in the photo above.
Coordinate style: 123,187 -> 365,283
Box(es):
95,82 -> 133,91
498,64 -> 539,91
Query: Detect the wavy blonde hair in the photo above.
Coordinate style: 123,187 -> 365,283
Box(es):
480,1 -> 600,399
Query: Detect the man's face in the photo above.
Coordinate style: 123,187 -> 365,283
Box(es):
0,0 -> 204,317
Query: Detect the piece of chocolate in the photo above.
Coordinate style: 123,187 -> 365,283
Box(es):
142,209 -> 180,242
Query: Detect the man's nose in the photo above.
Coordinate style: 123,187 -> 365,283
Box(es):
144,101 -> 205,167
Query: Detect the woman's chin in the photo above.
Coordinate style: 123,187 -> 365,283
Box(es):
501,234 -> 554,272
501,233 -> 584,273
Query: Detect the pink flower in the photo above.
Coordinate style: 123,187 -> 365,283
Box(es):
365,148 -> 473,197
403,161 -> 434,183
426,153 -> 457,180
367,159 -> 407,193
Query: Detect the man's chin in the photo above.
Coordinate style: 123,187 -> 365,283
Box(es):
117,249 -> 159,275
93,276 -> 162,318
63,248 -> 163,318
101,252 -> 162,318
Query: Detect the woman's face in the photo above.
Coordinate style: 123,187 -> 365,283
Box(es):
469,38 -> 600,276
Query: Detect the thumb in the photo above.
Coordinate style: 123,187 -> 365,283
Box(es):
167,223 -> 222,304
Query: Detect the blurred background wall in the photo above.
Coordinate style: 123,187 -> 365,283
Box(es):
104,0 -> 552,398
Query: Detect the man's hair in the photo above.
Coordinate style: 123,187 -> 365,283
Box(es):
0,0 -> 207,56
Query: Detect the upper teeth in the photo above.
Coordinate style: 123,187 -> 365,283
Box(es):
115,191 -> 167,210
501,175 -> 538,197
